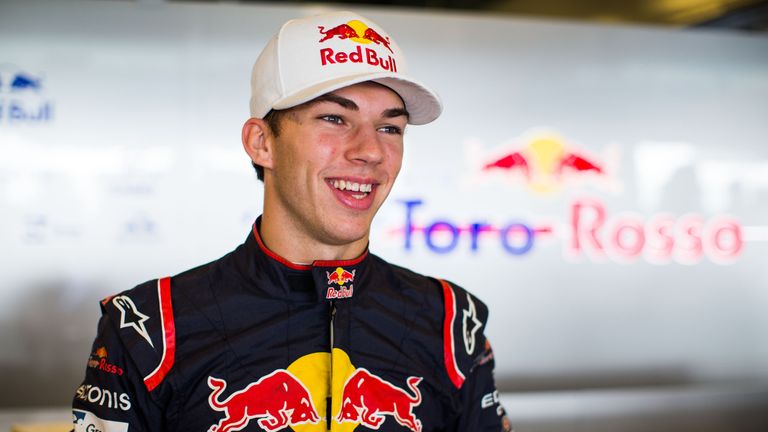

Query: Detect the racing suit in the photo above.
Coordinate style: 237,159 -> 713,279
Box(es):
72,218 -> 512,432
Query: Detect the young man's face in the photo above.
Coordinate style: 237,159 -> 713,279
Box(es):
262,81 -> 408,251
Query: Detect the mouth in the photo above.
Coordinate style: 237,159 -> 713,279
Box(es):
327,178 -> 378,210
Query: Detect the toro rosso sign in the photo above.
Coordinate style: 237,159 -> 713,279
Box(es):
390,131 -> 745,265
396,198 -> 743,265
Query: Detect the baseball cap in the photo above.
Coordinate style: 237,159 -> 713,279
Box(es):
250,11 -> 442,125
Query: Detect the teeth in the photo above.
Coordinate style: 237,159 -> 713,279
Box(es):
331,180 -> 373,194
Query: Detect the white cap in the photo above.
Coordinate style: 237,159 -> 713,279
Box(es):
250,11 -> 442,125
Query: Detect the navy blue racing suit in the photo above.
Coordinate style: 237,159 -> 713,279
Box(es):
72,218 -> 512,432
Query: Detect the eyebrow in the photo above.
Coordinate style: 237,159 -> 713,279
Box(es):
312,93 -> 410,120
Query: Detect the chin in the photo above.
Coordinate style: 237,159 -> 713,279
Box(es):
325,217 -> 372,245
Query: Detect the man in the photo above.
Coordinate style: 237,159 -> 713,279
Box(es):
73,10 -> 511,432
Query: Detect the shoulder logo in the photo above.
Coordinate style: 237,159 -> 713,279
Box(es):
462,294 -> 482,354
112,295 -> 153,347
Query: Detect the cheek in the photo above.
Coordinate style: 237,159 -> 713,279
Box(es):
385,144 -> 404,176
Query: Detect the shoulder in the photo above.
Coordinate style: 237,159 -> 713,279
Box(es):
435,279 -> 490,390
100,277 -> 176,392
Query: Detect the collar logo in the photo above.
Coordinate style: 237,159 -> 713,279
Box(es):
318,20 -> 393,53
326,267 -> 355,299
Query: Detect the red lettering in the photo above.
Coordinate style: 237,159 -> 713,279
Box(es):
320,48 -> 334,65
705,217 -> 743,263
569,198 -> 606,258
365,48 -> 379,67
645,215 -> 675,263
350,46 -> 363,63
609,216 -> 645,260
675,215 -> 704,264
335,51 -> 348,63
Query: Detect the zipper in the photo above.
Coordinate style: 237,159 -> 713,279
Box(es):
328,301 -> 336,430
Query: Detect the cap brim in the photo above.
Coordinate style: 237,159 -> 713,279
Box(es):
272,72 -> 442,125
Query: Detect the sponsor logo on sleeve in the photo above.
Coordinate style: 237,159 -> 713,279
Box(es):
72,409 -> 128,432
88,346 -> 124,376
112,295 -> 153,347
76,384 -> 131,411
462,294 -> 482,354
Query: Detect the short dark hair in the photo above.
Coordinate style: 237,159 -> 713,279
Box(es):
251,109 -> 288,181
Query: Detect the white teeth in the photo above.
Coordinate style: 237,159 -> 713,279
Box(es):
331,180 -> 373,194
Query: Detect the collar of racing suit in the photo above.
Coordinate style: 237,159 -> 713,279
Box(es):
236,216 -> 370,302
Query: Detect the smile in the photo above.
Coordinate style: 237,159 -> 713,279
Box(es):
331,179 -> 373,199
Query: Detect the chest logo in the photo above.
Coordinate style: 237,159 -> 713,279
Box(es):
207,370 -> 320,432
326,267 -> 355,299
112,295 -> 153,347
336,368 -> 423,432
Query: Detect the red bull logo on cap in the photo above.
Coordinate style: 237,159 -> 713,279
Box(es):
318,20 -> 397,73
207,370 -> 320,432
336,368 -> 423,432
326,267 -> 355,299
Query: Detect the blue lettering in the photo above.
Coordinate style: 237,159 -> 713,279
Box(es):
401,199 -> 423,250
425,220 -> 459,253
470,222 -> 491,252
500,223 -> 534,255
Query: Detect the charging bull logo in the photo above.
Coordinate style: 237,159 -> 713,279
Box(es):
336,368 -> 423,432
207,370 -> 320,432
318,20 -> 393,53
474,130 -> 618,195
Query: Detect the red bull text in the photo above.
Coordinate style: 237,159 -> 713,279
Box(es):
318,22 -> 397,72
326,267 -> 355,299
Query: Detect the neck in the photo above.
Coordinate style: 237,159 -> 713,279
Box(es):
258,213 -> 369,265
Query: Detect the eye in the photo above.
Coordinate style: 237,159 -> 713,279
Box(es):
319,114 -> 344,125
378,125 -> 403,135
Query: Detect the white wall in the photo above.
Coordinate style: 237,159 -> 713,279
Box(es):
1,0 -> 767,406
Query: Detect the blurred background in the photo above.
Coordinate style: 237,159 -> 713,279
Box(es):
1,0 -> 767,431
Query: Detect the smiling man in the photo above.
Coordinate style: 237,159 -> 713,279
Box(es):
73,10 -> 511,432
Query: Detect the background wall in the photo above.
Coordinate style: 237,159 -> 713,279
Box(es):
1,0 -> 767,429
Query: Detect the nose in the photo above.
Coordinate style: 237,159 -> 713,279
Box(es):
345,126 -> 384,165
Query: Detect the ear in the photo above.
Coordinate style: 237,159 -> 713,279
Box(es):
242,118 -> 274,170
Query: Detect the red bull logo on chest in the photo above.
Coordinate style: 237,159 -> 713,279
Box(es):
207,351 -> 425,432
336,368 -> 423,432
318,20 -> 397,73
207,370 -> 320,432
